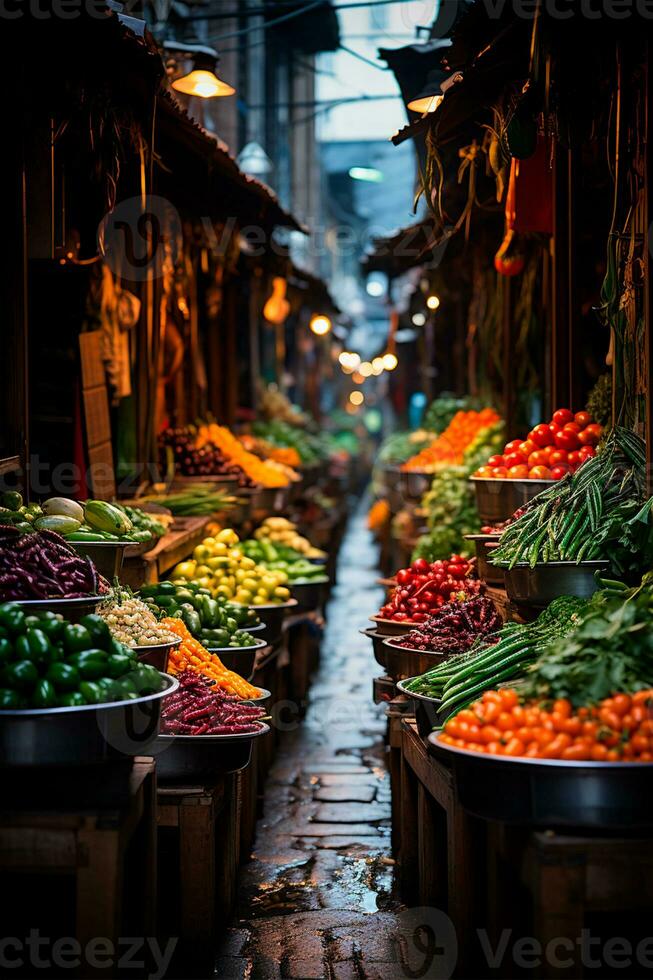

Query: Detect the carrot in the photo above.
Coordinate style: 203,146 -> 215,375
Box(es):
162,617 -> 261,699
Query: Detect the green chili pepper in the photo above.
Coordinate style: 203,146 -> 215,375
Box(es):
0,603 -> 26,636
79,681 -> 102,704
57,691 -> 86,708
31,679 -> 56,709
46,662 -> 80,691
62,624 -> 93,653
3,660 -> 39,692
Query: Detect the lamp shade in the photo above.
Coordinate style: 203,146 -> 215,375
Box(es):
407,69 -> 445,114
167,42 -> 235,99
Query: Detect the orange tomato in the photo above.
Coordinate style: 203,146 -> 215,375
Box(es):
612,693 -> 632,716
508,465 -> 529,479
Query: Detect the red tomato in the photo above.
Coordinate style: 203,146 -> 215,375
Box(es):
552,408 -> 574,427
487,454 -> 505,467
504,452 -> 527,468
574,411 -> 592,428
503,439 -> 523,455
491,466 -> 508,478
528,450 -> 549,468
507,464 -> 529,479
563,422 -> 581,435
579,445 -> 596,461
518,440 -> 536,458
567,450 -> 581,468
554,429 -> 580,451
579,423 -> 602,446
529,465 -> 553,479
551,464 -> 570,480
548,422 -> 561,435
529,424 -> 553,448
549,449 -> 568,465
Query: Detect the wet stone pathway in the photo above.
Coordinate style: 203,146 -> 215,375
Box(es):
216,508 -> 406,979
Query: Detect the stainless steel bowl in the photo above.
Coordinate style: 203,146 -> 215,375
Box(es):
68,540 -> 132,580
470,478 -> 554,524
396,678 -> 447,736
382,639 -> 447,682
243,686 -> 272,703
204,638 -> 268,680
0,673 -> 178,766
369,616 -> 416,637
153,722 -> 270,783
16,594 -> 105,622
399,469 -> 432,500
464,533 -> 503,585
290,579 -> 328,612
252,599 -> 298,645
135,638 -> 181,672
502,561 -> 608,608
429,733 -> 653,828
359,627 -> 388,669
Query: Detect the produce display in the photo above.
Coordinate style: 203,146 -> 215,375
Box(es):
98,589 -> 180,648
377,556 -> 482,624
436,688 -> 653,760
375,430 -> 436,465
240,539 -> 327,584
163,617 -> 261,698
0,603 -> 166,709
196,424 -> 298,487
412,422 -> 504,561
406,596 -> 587,710
0,495 -> 161,544
0,525 -> 106,600
474,408 -> 602,480
490,427 -> 653,572
402,409 -> 501,472
138,581 -> 261,648
259,383 -> 310,428
396,596 -> 501,655
252,518 -> 326,559
160,426 -> 254,485
240,434 -> 302,469
251,419 -> 325,464
141,485 -> 236,516
171,528 -> 292,605
423,395 -> 481,435
161,671 -> 266,735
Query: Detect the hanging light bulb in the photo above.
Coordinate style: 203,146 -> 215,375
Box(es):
359,361 -> 373,378
382,352 -> 398,371
426,294 -> 441,310
310,314 -> 332,336
263,277 -> 290,325
167,43 -> 235,99
371,357 -> 385,376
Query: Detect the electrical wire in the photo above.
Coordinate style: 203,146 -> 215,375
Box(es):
192,0 -> 426,33
205,0 -> 323,39
339,43 -> 388,70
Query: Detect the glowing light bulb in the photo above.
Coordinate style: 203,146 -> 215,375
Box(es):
371,358 -> 385,376
426,295 -> 440,311
359,361 -> 373,378
382,353 -> 398,370
310,314 -> 332,336
349,391 -> 364,406
412,312 -> 426,326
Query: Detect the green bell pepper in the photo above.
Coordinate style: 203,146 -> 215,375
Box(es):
0,687 -> 22,708
0,603 -> 26,636
62,623 -> 93,653
79,614 -> 112,650
46,662 -> 80,691
31,679 -> 57,709
0,637 -> 12,665
57,691 -> 86,708
3,659 -> 39,692
106,653 -> 133,679
68,649 -> 108,680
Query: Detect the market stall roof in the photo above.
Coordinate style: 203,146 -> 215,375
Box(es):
361,217 -> 444,277
288,263 -> 340,317
156,90 -> 307,233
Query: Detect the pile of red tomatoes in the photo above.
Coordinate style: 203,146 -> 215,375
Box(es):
474,409 -> 602,481
377,556 -> 482,623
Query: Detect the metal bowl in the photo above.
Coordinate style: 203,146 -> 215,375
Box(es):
369,616 -> 416,637
470,478 -> 554,524
399,469 -> 432,500
68,540 -> 133,580
243,686 -> 272,704
15,594 -> 106,622
204,638 -> 268,680
502,561 -> 609,608
428,733 -> 653,828
290,578 -> 328,612
382,638 -> 448,682
0,673 -> 179,767
135,638 -> 182,672
359,627 -> 389,669
153,722 -> 270,783
396,678 -> 447,736
251,599 -> 298,645
464,533 -> 503,585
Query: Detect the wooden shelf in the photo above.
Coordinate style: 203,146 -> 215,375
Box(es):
0,456 -> 21,477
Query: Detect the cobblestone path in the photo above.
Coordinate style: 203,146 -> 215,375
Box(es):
216,509 -> 406,979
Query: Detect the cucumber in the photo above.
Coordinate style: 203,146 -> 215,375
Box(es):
34,515 -> 82,534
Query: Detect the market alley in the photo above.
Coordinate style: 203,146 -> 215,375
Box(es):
217,507 -> 403,979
